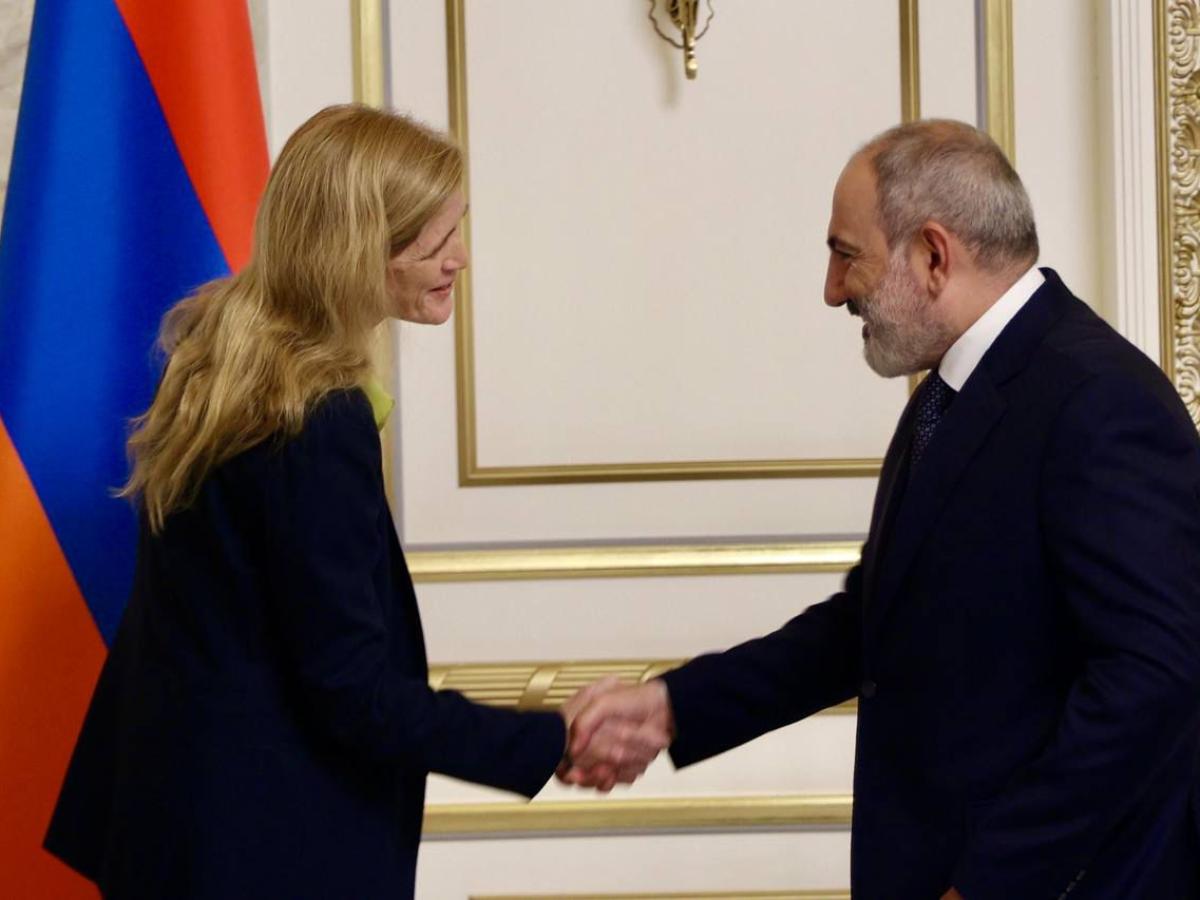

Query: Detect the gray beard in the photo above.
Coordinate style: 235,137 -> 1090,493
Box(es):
860,258 -> 955,378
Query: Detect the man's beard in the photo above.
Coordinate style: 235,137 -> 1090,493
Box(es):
852,254 -> 954,378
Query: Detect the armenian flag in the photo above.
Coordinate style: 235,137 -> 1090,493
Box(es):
0,0 -> 267,893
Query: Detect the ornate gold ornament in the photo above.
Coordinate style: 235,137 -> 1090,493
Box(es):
1157,0 -> 1200,425
647,0 -> 716,80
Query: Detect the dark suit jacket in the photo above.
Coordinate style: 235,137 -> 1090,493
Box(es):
662,270 -> 1200,899
45,389 -> 565,899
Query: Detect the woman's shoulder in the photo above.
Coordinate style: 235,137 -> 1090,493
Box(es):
304,387 -> 376,431
284,386 -> 381,462
233,387 -> 376,472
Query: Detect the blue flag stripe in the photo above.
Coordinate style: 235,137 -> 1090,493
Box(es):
0,0 -> 230,644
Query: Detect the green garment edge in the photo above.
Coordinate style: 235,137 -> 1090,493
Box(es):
362,378 -> 394,432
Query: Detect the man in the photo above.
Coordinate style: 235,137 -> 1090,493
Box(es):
563,120 -> 1200,898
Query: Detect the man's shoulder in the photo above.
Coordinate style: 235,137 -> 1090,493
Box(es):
1030,285 -> 1167,395
1029,294 -> 1197,444
988,274 -> 1196,446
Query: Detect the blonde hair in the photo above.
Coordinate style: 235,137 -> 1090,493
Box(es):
123,104 -> 462,531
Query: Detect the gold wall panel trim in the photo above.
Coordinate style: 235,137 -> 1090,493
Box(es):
1156,0 -> 1200,426
424,793 -> 854,837
457,459 -> 884,487
351,0 -> 386,107
980,0 -> 1016,162
350,0 -> 399,496
426,660 -> 858,717
446,0 -> 480,485
430,660 -> 681,711
899,0 -> 921,123
474,892 -> 849,900
407,540 -> 861,582
444,0 -> 921,486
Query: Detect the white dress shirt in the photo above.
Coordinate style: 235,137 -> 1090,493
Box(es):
938,266 -> 1045,391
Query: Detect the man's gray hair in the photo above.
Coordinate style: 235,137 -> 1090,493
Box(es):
862,119 -> 1039,272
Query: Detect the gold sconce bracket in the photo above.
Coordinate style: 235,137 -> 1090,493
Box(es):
647,0 -> 716,80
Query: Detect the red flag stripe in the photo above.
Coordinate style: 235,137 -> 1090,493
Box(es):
113,0 -> 269,271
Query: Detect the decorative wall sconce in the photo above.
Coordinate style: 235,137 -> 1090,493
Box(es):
647,0 -> 715,80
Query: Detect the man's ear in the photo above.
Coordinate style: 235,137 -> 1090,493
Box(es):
916,221 -> 952,296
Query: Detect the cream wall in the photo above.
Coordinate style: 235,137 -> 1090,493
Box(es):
0,0 -> 33,207
0,1 -> 1169,898
1014,0 -> 1106,315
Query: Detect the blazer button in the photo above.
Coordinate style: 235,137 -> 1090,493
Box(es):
861,679 -> 877,699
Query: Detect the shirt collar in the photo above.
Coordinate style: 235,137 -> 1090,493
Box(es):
937,266 -> 1044,391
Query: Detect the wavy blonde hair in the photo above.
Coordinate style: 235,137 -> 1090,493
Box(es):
123,104 -> 462,531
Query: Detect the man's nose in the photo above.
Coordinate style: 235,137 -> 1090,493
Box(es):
824,263 -> 846,308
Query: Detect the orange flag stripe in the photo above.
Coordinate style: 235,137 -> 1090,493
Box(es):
0,418 -> 104,896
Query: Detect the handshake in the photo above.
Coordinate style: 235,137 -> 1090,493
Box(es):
555,677 -> 676,792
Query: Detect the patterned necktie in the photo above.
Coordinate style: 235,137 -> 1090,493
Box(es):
909,371 -> 956,470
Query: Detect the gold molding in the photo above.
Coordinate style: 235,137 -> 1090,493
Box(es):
426,659 -> 858,716
1156,0 -> 1171,382
444,0 -> 921,486
474,892 -> 849,900
350,0 -> 399,495
900,0 -> 921,397
456,458 -> 884,487
429,660 -> 681,710
900,0 -> 920,123
980,0 -> 1016,162
1156,0 -> 1200,426
351,0 -> 386,108
424,793 -> 853,837
445,0 -> 480,486
408,540 -> 861,582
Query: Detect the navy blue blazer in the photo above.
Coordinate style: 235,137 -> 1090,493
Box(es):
45,389 -> 565,899
662,270 -> 1200,899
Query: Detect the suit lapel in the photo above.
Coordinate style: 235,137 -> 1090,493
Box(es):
867,371 -> 1006,640
861,388 -> 921,602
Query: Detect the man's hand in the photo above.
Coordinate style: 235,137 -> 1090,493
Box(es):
559,675 -> 622,731
557,680 -> 675,792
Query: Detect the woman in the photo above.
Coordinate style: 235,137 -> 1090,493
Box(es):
43,105 -> 641,899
